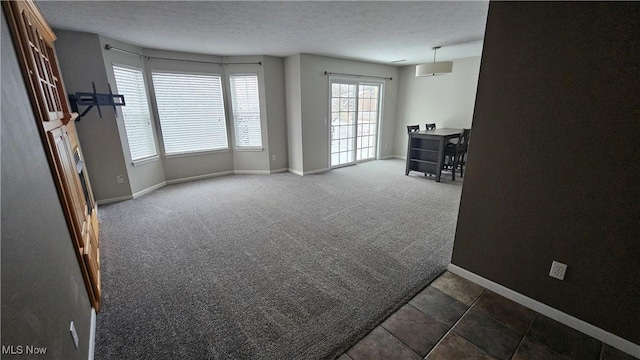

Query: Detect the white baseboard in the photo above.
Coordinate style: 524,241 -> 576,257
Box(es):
234,170 -> 271,175
171,169 -> 287,177
96,195 -> 133,205
304,168 -> 330,175
103,169 -> 290,202
393,155 -> 406,160
165,170 -> 234,185
87,307 -> 96,360
288,168 -> 304,176
132,182 -> 166,199
378,155 -> 395,160
447,264 -> 640,358
270,167 -> 289,174
288,167 -> 330,176
93,167 -> 301,205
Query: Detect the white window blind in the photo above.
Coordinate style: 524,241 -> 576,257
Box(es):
151,72 -> 228,155
112,65 -> 157,162
229,74 -> 262,148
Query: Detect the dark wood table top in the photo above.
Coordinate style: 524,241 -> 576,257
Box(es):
413,128 -> 463,137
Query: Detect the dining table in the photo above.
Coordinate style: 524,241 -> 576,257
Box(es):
405,128 -> 462,182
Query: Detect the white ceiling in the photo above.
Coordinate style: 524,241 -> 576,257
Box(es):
36,1 -> 489,66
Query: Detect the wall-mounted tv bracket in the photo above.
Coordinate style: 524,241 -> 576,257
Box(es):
68,82 -> 125,121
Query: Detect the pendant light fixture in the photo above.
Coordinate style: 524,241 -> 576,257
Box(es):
415,46 -> 453,77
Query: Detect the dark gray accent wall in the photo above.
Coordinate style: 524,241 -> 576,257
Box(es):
1,11 -> 92,359
452,2 -> 640,344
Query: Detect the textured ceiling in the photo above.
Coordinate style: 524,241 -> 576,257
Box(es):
36,1 -> 489,65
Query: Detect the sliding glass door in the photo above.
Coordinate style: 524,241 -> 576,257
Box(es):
330,82 -> 357,167
330,81 -> 381,168
356,84 -> 380,162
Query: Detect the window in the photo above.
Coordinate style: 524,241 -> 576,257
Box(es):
112,65 -> 157,163
151,72 -> 228,155
229,74 -> 262,148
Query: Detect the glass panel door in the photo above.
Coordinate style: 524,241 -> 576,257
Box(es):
330,82 -> 358,167
330,81 -> 381,168
357,84 -> 380,161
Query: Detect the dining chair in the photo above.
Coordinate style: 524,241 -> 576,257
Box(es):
407,125 -> 420,132
443,128 -> 471,181
425,123 -> 436,130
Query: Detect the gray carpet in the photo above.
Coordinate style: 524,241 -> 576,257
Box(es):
95,159 -> 463,359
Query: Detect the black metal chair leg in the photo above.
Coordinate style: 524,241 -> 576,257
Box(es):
452,155 -> 456,181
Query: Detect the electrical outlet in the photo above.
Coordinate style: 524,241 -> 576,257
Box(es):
549,261 -> 567,281
271,155 -> 276,161
69,321 -> 79,349
116,175 -> 124,184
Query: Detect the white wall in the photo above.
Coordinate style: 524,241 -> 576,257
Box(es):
263,56 -> 289,172
284,54 -> 303,173
298,54 -> 399,173
57,29 -> 420,195
55,30 -> 133,202
394,56 -> 481,156
99,36 -> 166,196
58,30 -> 287,197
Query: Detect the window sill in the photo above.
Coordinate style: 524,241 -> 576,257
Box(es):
165,148 -> 230,159
235,147 -> 264,152
132,156 -> 159,167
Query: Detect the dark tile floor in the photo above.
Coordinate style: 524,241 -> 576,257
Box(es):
341,271 -> 638,360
